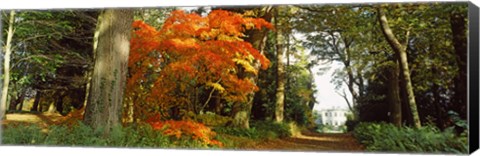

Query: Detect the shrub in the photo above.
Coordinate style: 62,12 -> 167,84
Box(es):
352,122 -> 468,154
148,120 -> 223,147
214,121 -> 292,140
43,122 -> 106,146
193,111 -> 232,127
251,121 -> 292,138
1,124 -> 46,145
345,119 -> 360,132
214,126 -> 262,139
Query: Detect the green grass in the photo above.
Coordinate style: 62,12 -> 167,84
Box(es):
1,122 -> 210,148
2,120 -> 296,150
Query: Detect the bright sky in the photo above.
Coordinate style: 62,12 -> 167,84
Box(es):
312,61 -> 351,111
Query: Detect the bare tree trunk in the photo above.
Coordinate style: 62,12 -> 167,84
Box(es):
16,92 -> 25,111
306,66 -> 316,111
274,6 -> 286,123
387,62 -> 402,127
8,93 -> 18,111
377,6 -> 421,128
1,10 -> 15,120
450,11 -> 467,120
432,78 -> 445,129
83,9 -> 133,135
31,91 -> 42,112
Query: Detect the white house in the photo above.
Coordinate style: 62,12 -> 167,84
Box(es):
315,107 -> 352,132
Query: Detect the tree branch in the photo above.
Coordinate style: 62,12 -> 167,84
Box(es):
337,89 -> 354,112
200,78 -> 222,112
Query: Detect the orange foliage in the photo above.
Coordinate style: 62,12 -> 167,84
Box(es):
126,9 -> 272,121
148,119 -> 223,147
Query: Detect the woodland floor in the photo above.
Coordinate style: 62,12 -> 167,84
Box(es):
2,113 -> 365,152
237,130 -> 365,152
2,113 -> 66,128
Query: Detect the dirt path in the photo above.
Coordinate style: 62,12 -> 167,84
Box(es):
1,113 -> 74,129
241,131 -> 365,152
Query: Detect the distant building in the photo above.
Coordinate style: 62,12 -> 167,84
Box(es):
315,107 -> 352,133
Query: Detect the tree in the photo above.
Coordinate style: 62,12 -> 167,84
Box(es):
377,5 -> 421,128
385,60 -> 402,127
449,5 -> 467,120
220,6 -> 275,128
126,10 -> 272,128
0,10 -> 97,115
1,10 -> 15,120
274,6 -> 287,123
83,9 -> 133,134
284,50 -> 317,126
295,5 -> 375,119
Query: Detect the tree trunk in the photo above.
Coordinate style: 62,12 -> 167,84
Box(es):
432,79 -> 445,129
16,92 -> 26,111
274,6 -> 286,123
450,11 -> 467,120
55,92 -> 67,115
377,6 -> 421,128
230,6 -> 273,128
213,93 -> 222,114
83,9 -> 133,134
306,66 -> 316,111
1,10 -> 15,120
387,62 -> 402,127
31,91 -> 42,112
8,93 -> 18,111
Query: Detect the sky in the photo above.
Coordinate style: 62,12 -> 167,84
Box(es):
312,61 -> 351,112
291,33 -> 351,112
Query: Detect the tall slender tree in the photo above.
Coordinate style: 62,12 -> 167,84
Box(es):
377,5 -> 421,128
274,6 -> 286,123
449,6 -> 467,120
1,10 -> 15,120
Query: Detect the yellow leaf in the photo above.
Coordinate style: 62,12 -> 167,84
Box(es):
233,58 -> 257,75
206,82 -> 225,92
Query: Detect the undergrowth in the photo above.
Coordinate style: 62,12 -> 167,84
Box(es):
352,122 -> 468,154
1,121 -> 218,148
214,121 -> 292,140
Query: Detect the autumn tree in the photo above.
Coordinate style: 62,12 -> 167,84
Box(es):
83,9 -> 133,134
217,6 -> 275,128
126,10 -> 272,128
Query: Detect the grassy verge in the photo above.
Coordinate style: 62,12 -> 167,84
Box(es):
1,119 -> 297,150
1,121 -> 217,149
